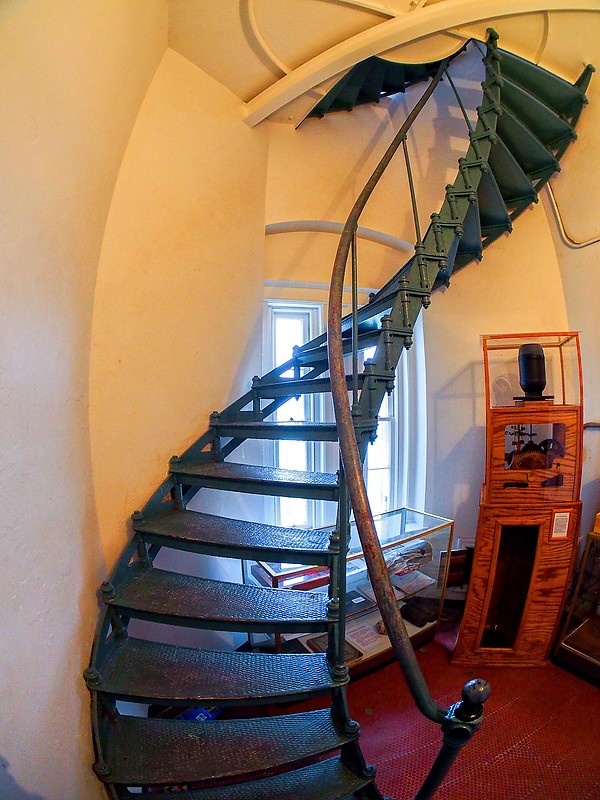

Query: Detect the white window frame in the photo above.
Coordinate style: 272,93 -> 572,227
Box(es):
263,300 -> 326,528
263,298 -> 427,528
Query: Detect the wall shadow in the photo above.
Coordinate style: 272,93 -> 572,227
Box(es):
0,757 -> 47,799
430,360 -> 486,545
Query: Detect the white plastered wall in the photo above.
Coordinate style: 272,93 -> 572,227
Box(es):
423,208 -> 570,545
0,2 -> 167,798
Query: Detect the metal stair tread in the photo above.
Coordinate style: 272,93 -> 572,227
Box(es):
303,298 -> 394,347
488,138 -> 537,207
496,110 -> 559,177
293,330 -> 381,364
134,509 -> 333,563
99,708 -> 354,786
213,419 -> 377,439
357,58 -> 386,104
501,77 -> 575,150
456,202 -> 482,257
171,460 -> 339,501
106,567 -> 329,631
141,756 -> 372,800
211,420 -> 342,441
253,374 -> 365,398
94,637 -> 342,705
477,168 -> 512,232
331,61 -> 371,110
498,47 -> 586,118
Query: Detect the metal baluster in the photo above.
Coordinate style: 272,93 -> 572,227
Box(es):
445,69 -> 474,134
445,68 -> 484,161
351,228 -> 359,408
402,135 -> 429,299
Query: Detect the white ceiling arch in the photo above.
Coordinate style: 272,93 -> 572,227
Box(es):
244,0 -> 600,125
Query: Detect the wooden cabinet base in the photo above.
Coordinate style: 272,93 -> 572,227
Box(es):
452,502 -> 580,667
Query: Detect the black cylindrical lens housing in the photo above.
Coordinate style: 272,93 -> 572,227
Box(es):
518,343 -> 546,398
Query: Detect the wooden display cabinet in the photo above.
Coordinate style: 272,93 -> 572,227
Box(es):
453,333 -> 583,667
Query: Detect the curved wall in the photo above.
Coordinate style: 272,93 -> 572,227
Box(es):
0,2 -> 167,798
89,49 -> 269,568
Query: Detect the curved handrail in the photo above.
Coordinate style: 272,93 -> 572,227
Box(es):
327,60 -> 449,723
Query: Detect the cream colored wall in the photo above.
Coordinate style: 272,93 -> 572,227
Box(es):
265,101 -> 416,289
0,2 -> 167,798
89,48 -> 268,570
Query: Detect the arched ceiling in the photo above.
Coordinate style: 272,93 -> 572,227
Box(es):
168,0 -> 600,125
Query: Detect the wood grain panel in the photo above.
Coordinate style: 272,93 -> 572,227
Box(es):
484,404 -> 581,505
453,503 -> 580,667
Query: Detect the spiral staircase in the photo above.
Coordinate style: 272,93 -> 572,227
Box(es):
85,31 -> 593,800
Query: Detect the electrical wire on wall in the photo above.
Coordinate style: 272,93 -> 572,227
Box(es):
546,183 -> 600,249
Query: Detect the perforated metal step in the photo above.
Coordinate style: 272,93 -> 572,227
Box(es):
96,708 -> 355,786
212,420 -> 341,441
477,169 -> 512,237
488,138 -> 537,210
133,509 -> 333,565
138,757 -> 373,800
105,567 -> 330,633
91,637 -> 343,705
293,329 -> 380,366
170,461 -> 339,502
253,373 -> 365,398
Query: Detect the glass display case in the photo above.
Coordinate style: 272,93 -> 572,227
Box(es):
484,332 -> 582,409
554,521 -> 600,683
244,507 -> 455,669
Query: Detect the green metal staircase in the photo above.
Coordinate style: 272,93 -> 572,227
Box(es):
85,32 -> 593,799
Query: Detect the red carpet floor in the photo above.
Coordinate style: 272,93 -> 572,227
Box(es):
347,640 -> 600,800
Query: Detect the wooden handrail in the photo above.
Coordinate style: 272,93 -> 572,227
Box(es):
327,59 -> 448,723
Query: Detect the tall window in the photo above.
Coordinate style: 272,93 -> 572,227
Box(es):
362,345 -> 396,515
264,299 -> 426,526
264,302 -> 324,528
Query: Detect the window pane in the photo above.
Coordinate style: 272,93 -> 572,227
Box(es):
275,395 -> 306,421
278,439 -> 307,471
275,315 -> 306,377
367,421 -> 391,470
277,439 -> 310,526
280,496 -> 309,528
378,391 -> 392,418
366,469 -> 391,515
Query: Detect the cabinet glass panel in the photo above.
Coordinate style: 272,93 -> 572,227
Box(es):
555,530 -> 600,680
243,507 -> 455,664
484,332 -> 581,408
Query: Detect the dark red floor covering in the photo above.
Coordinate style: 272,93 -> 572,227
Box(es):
346,640 -> 600,800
